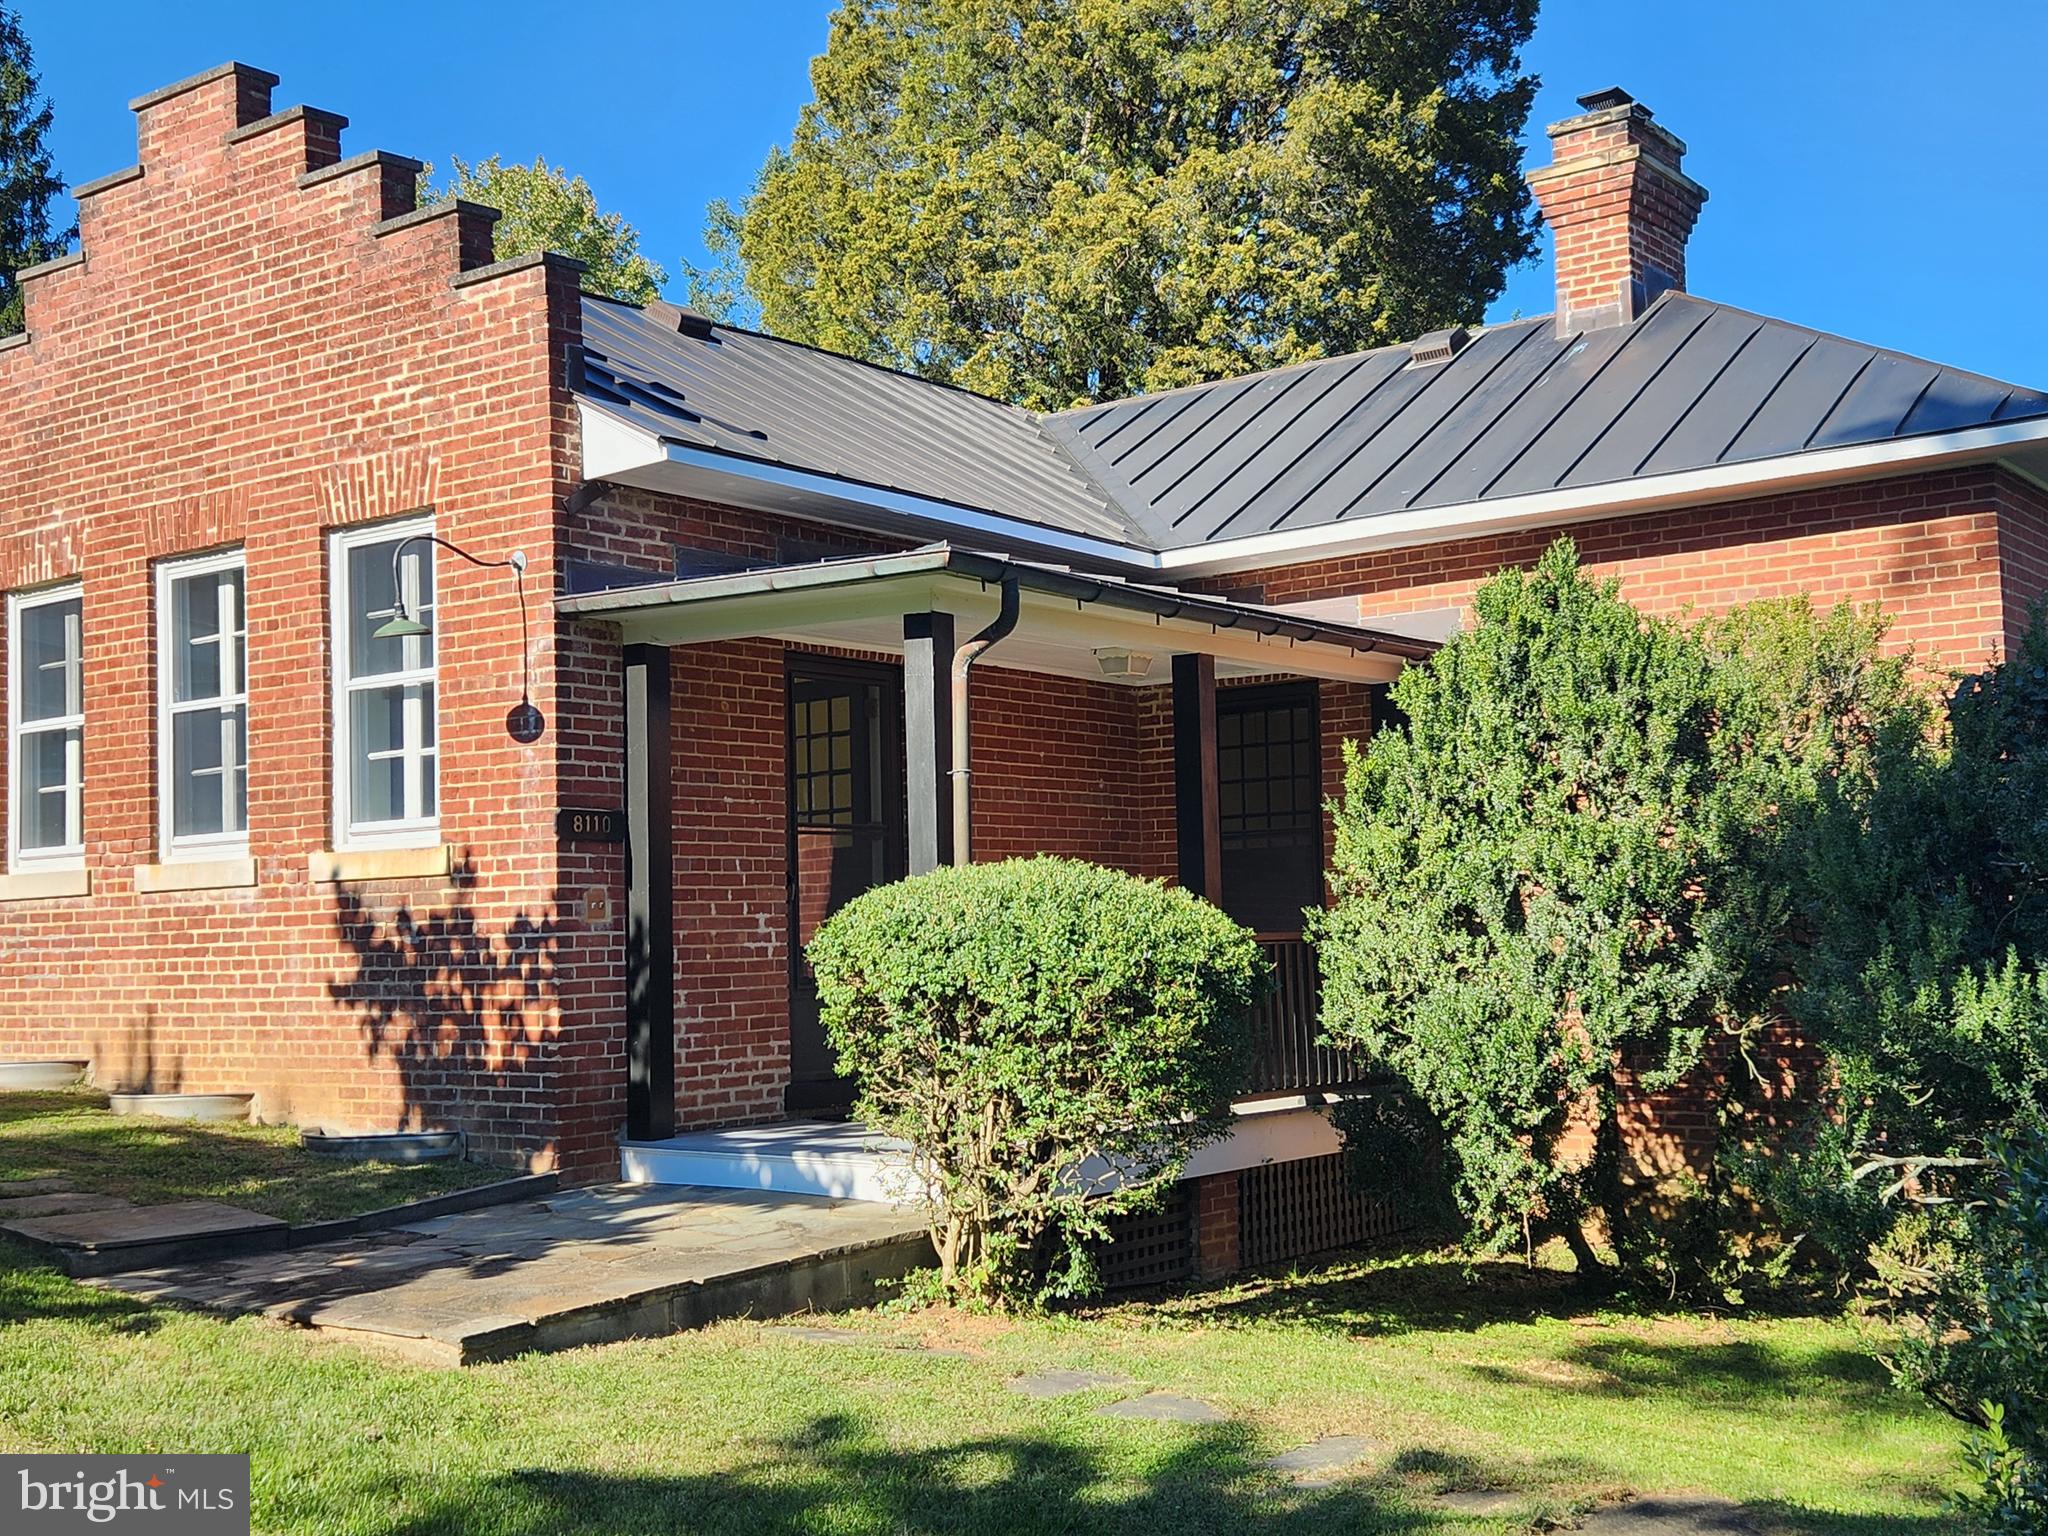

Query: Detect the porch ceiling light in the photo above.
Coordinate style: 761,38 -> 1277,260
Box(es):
1093,646 -> 1153,680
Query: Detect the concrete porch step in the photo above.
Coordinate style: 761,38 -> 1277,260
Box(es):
621,1121 -> 916,1204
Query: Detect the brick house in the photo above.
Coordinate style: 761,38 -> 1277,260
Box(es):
4,67 -> 2046,1269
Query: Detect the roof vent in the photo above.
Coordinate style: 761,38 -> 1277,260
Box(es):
1405,326 -> 1470,368
645,299 -> 718,340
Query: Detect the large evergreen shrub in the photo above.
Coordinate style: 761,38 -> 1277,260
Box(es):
1313,539 -> 1916,1292
807,856 -> 1264,1305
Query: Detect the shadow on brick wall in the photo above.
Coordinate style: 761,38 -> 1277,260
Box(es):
326,852 -> 565,1169
99,1003 -> 185,1094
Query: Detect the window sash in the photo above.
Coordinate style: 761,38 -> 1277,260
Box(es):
9,587 -> 85,867
331,520 -> 438,845
157,553 -> 249,856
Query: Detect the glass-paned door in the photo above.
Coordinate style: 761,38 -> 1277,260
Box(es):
787,662 -> 903,1112
1216,683 -> 1323,935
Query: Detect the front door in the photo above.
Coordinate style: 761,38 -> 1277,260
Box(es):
786,659 -> 904,1114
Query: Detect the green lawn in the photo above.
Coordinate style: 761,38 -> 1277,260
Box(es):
0,1234 -> 1970,1536
0,1089 -> 513,1224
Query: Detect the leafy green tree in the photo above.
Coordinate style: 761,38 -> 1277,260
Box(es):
436,155 -> 666,304
1313,542 -> 1916,1289
0,6 -> 73,337
704,0 -> 1541,409
807,856 -> 1264,1305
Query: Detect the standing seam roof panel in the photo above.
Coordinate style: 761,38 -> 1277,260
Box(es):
579,290 -> 2048,557
1483,299 -> 1716,500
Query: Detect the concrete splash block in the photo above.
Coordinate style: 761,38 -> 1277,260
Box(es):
107,1092 -> 253,1123
0,1061 -> 88,1090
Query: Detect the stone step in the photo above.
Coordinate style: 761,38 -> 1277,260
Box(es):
3,1200 -> 287,1277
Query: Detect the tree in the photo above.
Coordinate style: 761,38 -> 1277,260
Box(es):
1312,542 -> 1916,1289
806,857 -> 1264,1305
0,6 -> 73,337
436,155 -> 666,305
703,0 -> 1541,409
1762,616 -> 2048,1500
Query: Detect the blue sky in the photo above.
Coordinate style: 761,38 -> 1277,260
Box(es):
20,1 -> 2047,385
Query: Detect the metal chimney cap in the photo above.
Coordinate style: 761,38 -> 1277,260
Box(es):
1576,86 -> 1638,113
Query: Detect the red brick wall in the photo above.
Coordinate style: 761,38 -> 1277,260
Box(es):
0,67 -> 594,1169
1997,475 -> 2048,653
1191,1169 -> 1243,1277
1215,469 -> 2023,672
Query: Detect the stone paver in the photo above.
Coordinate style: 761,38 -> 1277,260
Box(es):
1261,1435 -> 1378,1487
0,1192 -> 132,1219
1579,1497 -> 1757,1534
1006,1367 -> 1134,1399
6,1199 -> 281,1245
1436,1489 -> 1524,1516
763,1324 -> 875,1344
0,1177 -> 78,1197
1096,1390 -> 1227,1424
92,1184 -> 930,1365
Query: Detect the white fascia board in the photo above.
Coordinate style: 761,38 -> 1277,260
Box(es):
574,401 -> 1161,573
1158,417 -> 2048,577
577,400 -> 668,481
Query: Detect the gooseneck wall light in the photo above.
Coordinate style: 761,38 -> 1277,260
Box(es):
372,534 -> 544,742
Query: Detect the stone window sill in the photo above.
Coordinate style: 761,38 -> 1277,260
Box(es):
135,856 -> 257,893
0,867 -> 90,902
308,844 -> 454,883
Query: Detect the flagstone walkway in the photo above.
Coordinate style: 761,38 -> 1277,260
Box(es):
765,1324 -> 1760,1528
89,1183 -> 930,1365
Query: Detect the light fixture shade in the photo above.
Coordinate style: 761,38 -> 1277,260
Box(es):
1093,647 -> 1154,679
373,611 -> 432,640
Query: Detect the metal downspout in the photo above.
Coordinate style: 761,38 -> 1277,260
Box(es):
949,576 -> 1021,865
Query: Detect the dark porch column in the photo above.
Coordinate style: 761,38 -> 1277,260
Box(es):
903,611 -> 956,874
1172,651 -> 1222,903
623,643 -> 675,1141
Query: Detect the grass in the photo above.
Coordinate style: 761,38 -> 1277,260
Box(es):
0,1234 -> 1972,1536
0,1089 -> 514,1225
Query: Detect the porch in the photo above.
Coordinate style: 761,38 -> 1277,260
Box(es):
556,543 -> 1434,1150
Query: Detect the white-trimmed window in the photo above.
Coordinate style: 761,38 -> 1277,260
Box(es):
330,517 -> 437,847
8,584 -> 85,869
156,550 -> 248,858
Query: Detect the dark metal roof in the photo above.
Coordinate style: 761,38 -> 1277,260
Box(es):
577,296 -> 1146,545
1042,292 -> 2048,549
577,289 -> 2048,559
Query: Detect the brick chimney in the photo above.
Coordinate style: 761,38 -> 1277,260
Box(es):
1526,88 -> 1708,334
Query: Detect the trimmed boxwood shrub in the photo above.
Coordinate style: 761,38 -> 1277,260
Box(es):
807,856 -> 1265,1305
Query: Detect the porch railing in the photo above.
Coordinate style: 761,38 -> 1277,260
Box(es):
1243,934 -> 1367,1097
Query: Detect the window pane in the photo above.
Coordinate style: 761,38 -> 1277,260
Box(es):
417,690 -> 437,818
171,710 -> 225,837
347,538 -> 434,679
18,727 -> 75,850
170,567 -> 245,703
19,598 -> 80,723
349,685 -> 407,824
347,683 -> 433,827
170,706 -> 246,839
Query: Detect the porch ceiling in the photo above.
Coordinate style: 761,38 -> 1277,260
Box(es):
555,545 -> 1430,685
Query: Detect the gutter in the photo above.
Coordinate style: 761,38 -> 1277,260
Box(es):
950,576 -> 1020,864
554,543 -> 1440,663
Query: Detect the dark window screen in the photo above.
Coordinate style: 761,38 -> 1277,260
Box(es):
1217,685 -> 1322,934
